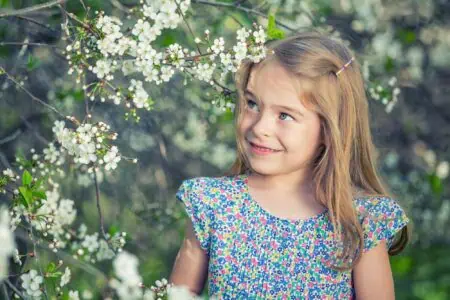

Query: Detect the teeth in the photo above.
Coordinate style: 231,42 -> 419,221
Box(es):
254,145 -> 273,151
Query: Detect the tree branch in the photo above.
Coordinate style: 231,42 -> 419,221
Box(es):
0,0 -> 67,18
0,67 -> 67,119
4,280 -> 24,300
0,42 -> 58,48
11,15 -> 59,32
192,0 -> 296,32
0,113 -> 48,146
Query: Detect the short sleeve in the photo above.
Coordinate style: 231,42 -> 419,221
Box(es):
176,178 -> 212,254
355,196 -> 409,253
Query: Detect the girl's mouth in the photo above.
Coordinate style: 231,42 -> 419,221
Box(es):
248,141 -> 281,155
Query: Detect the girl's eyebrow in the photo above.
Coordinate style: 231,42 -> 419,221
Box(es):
244,89 -> 304,117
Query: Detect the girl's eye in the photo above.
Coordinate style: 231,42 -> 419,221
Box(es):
279,112 -> 294,121
246,99 -> 259,111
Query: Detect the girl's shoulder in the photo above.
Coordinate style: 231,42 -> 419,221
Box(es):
176,174 -> 243,207
175,174 -> 243,254
353,194 -> 407,220
352,195 -> 410,252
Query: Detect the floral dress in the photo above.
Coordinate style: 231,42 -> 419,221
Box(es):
175,172 -> 409,299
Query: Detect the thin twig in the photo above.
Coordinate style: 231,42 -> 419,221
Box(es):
0,0 -> 67,18
2,283 -> 10,300
78,0 -> 87,11
27,220 -> 50,300
109,0 -> 132,13
4,280 -> 24,300
14,230 -> 109,280
0,67 -> 67,119
13,15 -> 59,32
175,2 -> 202,55
0,42 -> 58,48
0,113 -> 47,146
20,115 -> 51,145
192,0 -> 296,32
0,129 -> 22,145
93,170 -> 107,239
0,151 -> 13,169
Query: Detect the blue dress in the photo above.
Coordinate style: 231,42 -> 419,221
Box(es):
176,173 -> 409,299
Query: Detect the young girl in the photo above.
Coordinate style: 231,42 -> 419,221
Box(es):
169,31 -> 410,299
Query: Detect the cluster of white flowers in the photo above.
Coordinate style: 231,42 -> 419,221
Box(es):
110,251 -> 148,300
0,206 -> 16,282
142,0 -> 191,30
421,149 -> 449,180
21,269 -> 44,298
60,266 -> 71,287
166,43 -> 188,69
2,168 -> 17,181
95,15 -> 129,57
52,120 -> 121,171
64,0 -> 268,114
71,225 -> 126,263
91,59 -> 115,80
1,168 -> 19,194
109,251 -> 206,300
368,76 -> 401,113
30,185 -> 77,250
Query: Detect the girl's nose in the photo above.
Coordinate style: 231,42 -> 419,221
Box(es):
251,113 -> 274,138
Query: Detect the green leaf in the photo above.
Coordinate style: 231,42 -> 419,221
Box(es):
22,170 -> 32,186
429,174 -> 443,196
32,190 -> 47,200
384,56 -> 395,72
0,0 -> 10,8
19,186 -> 32,207
391,255 -> 413,276
33,175 -> 48,189
109,224 -> 119,236
26,54 -> 41,71
266,15 -> 285,40
398,29 -> 416,45
46,271 -> 62,278
46,262 -> 57,273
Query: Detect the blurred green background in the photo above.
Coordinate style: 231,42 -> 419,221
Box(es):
1,0 -> 450,299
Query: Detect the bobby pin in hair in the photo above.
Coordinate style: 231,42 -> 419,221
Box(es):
335,57 -> 355,76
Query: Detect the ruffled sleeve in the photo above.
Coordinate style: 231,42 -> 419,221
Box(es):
176,178 -> 212,254
354,196 -> 409,253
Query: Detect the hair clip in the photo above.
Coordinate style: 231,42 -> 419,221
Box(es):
335,57 -> 355,76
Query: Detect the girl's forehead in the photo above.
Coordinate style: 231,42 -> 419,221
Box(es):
247,61 -> 306,104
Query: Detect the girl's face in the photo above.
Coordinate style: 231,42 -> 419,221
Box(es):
238,60 -> 323,177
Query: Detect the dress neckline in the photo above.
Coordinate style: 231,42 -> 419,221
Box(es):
238,172 -> 328,226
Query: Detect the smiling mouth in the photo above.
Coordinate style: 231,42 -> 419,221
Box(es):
247,140 -> 281,153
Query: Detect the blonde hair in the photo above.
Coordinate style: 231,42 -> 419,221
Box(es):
225,31 -> 409,270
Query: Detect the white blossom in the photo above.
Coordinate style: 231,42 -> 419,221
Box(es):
104,146 -> 121,171
92,59 -> 113,80
60,267 -> 71,287
82,233 -> 100,253
21,269 -> 44,298
2,168 -> 15,180
68,290 -> 80,300
436,161 -> 449,179
0,207 -> 16,282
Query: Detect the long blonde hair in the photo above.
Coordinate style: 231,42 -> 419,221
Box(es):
225,31 -> 409,270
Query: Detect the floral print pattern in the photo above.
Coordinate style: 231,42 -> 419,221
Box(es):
176,173 -> 409,299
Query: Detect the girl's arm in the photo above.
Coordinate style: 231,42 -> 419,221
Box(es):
169,218 -> 209,295
353,240 -> 395,300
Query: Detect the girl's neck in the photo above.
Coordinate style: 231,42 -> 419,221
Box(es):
247,170 -> 315,195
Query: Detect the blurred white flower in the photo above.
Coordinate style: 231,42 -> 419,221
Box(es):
436,161 -> 449,179
21,269 -> 43,298
69,290 -> 80,300
0,206 -> 16,282
60,267 -> 71,287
